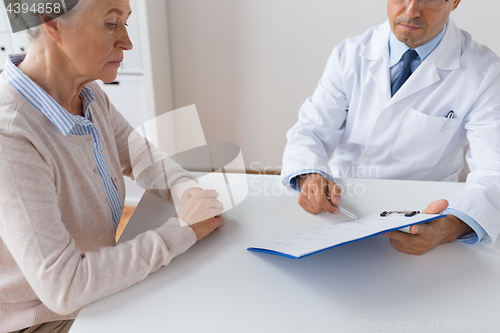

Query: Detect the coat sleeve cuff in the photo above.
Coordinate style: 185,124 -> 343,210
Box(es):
155,218 -> 197,261
443,208 -> 487,245
282,169 -> 335,192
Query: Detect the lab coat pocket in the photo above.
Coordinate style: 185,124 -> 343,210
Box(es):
392,109 -> 457,168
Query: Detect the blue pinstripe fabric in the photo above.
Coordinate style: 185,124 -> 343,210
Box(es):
3,54 -> 123,231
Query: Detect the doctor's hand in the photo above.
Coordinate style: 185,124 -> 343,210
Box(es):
383,199 -> 473,255
298,173 -> 342,215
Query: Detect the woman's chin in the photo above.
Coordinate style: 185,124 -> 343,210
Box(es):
99,71 -> 119,84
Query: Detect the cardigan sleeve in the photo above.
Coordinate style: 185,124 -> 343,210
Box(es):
90,82 -> 199,203
0,127 -> 196,315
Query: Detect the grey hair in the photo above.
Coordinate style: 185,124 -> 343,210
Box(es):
3,0 -> 91,38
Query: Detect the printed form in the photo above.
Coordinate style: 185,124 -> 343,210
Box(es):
248,214 -> 444,259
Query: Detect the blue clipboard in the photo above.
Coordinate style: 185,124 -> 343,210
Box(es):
247,214 -> 446,259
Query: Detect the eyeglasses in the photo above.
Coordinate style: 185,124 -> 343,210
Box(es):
390,0 -> 449,9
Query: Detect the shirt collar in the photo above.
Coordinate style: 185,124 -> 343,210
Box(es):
389,23 -> 447,68
3,54 -> 96,136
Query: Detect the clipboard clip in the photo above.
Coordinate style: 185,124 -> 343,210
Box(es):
380,210 -> 420,217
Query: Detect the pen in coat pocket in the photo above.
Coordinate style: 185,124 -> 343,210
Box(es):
441,110 -> 454,132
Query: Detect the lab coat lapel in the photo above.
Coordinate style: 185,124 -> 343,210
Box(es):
360,22 -> 392,104
369,56 -> 392,103
388,55 -> 441,105
387,18 -> 462,106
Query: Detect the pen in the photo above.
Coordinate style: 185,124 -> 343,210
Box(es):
325,185 -> 357,220
326,197 -> 358,220
441,110 -> 454,132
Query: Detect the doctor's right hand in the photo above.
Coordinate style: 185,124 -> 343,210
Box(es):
298,173 -> 342,215
177,189 -> 225,241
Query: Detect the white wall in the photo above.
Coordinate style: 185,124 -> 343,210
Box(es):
167,0 -> 499,173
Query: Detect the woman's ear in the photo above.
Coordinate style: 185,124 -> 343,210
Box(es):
40,14 -> 61,42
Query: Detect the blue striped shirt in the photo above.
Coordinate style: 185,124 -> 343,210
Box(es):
3,54 -> 123,231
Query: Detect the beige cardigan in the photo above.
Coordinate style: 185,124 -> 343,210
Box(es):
0,75 -> 197,332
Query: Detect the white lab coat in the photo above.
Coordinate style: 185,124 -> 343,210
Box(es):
282,19 -> 500,244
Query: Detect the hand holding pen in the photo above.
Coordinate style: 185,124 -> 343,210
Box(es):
325,195 -> 357,220
298,173 -> 344,215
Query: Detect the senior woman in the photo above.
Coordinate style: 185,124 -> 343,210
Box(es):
0,0 -> 226,332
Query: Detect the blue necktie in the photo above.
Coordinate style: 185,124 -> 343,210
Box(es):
391,49 -> 418,96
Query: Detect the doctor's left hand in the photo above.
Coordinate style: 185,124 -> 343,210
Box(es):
383,199 -> 473,255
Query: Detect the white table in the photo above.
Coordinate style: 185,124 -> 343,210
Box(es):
70,175 -> 500,332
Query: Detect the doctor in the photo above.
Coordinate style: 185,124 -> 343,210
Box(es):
282,0 -> 500,255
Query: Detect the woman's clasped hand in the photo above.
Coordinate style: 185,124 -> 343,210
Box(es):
177,188 -> 226,241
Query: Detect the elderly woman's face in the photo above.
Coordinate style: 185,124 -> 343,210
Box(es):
58,0 -> 133,83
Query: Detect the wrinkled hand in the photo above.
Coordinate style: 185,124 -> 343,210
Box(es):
298,173 -> 342,215
181,187 -> 204,200
175,188 -> 225,241
177,189 -> 224,225
190,216 -> 226,241
383,199 -> 473,255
